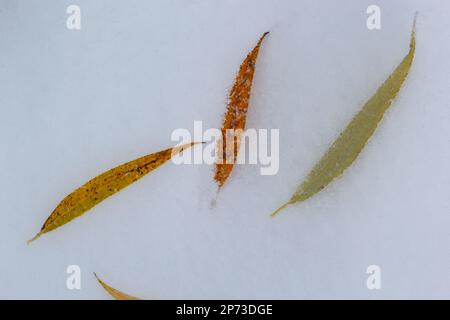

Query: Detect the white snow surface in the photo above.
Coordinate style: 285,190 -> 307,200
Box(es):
0,0 -> 449,299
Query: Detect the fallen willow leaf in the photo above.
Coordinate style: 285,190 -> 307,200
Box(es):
94,273 -> 141,300
272,17 -> 416,217
28,142 -> 199,244
214,32 -> 269,188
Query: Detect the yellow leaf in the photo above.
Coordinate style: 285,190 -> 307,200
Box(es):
272,16 -> 416,216
94,273 -> 141,300
28,142 -> 199,243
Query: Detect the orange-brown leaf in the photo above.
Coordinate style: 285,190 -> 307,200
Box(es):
214,32 -> 269,187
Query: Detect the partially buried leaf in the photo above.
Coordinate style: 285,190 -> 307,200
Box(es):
94,273 -> 141,300
28,142 -> 199,243
272,16 -> 417,216
214,32 -> 269,188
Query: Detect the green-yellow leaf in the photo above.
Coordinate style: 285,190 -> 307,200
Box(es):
94,273 -> 141,300
272,17 -> 416,217
28,142 -> 199,243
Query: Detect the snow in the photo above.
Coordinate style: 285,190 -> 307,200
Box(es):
0,0 -> 449,299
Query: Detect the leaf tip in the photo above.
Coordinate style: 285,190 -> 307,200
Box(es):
27,231 -> 43,245
94,272 -> 105,286
259,31 -> 270,44
185,141 -> 204,149
270,203 -> 289,217
93,272 -> 103,284
410,12 -> 418,50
